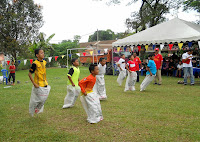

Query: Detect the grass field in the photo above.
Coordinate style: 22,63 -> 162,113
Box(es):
0,67 -> 200,141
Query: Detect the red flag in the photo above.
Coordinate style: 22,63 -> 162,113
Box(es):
7,61 -> 10,65
137,46 -> 141,52
30,59 -> 33,64
169,44 -> 173,50
83,52 -> 86,56
55,56 -> 58,61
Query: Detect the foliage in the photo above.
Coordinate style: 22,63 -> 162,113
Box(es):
0,0 -> 43,67
0,68 -> 200,141
183,0 -> 200,13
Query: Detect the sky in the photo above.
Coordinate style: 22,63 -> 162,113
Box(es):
33,0 -> 199,43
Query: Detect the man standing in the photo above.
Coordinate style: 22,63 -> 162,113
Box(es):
154,48 -> 163,85
133,52 -> 141,82
182,49 -> 194,85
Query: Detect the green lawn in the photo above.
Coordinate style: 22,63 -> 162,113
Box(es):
0,67 -> 200,141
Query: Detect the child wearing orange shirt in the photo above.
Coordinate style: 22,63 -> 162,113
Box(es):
79,64 -> 103,124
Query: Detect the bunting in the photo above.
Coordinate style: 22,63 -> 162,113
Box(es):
129,48 -> 131,52
104,49 -> 108,53
160,44 -> 164,50
124,47 -> 127,51
83,52 -> 86,56
68,54 -> 71,58
24,59 -> 27,65
48,57 -> 52,62
198,41 -> 200,49
145,45 -> 148,51
7,61 -> 10,65
17,60 -> 21,65
98,50 -> 101,54
76,53 -> 80,56
90,51 -> 93,55
153,45 -> 156,50
62,55 -> 65,59
137,46 -> 141,52
55,56 -> 58,61
188,42 -> 192,48
130,46 -> 134,51
117,47 -> 121,52
30,59 -> 33,64
178,43 -> 183,50
169,44 -> 173,50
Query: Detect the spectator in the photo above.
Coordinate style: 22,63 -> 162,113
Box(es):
168,59 -> 175,76
141,59 -> 147,75
176,61 -> 183,78
154,48 -> 163,85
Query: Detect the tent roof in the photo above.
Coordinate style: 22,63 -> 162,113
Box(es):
112,18 -> 200,47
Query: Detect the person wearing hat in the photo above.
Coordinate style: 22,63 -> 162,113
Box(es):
154,48 -> 163,85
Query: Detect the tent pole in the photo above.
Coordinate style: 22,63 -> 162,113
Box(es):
112,47 -> 114,76
67,49 -> 68,69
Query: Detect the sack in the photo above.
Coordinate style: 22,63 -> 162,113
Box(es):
80,92 -> 103,123
63,85 -> 81,108
94,75 -> 107,100
140,75 -> 155,91
117,69 -> 126,86
29,85 -> 51,116
124,71 -> 137,91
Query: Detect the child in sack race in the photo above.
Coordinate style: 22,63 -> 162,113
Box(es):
140,54 -> 157,91
124,55 -> 137,92
62,58 -> 81,108
79,64 -> 103,124
28,48 -> 51,117
117,54 -> 126,86
93,57 -> 107,100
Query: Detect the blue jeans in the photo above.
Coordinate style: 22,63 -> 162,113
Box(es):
183,67 -> 194,84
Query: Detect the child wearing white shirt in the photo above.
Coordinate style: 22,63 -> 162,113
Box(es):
176,61 -> 183,78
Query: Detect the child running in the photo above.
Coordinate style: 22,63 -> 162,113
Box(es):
8,60 -> 16,85
63,58 -> 81,108
117,54 -> 126,86
28,48 -> 51,117
79,64 -> 103,124
94,58 -> 107,100
124,55 -> 137,92
140,54 -> 157,91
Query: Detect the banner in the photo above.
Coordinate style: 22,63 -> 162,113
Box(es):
7,61 -> 10,65
169,44 -> 173,50
160,44 -> 164,50
30,59 -> 33,64
24,59 -> 27,65
178,43 -> 183,50
104,49 -> 108,53
55,56 -> 58,61
117,47 -> 121,52
48,57 -> 52,62
188,42 -> 192,48
90,51 -> 93,55
198,41 -> 200,49
62,55 -> 65,59
137,46 -> 141,52
98,50 -> 101,54
83,52 -> 86,56
145,45 -> 148,51
76,53 -> 80,56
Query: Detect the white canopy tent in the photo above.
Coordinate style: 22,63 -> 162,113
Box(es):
112,18 -> 200,47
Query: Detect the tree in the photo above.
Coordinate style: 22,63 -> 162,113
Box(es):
88,29 -> 115,42
183,0 -> 200,13
0,0 -> 43,65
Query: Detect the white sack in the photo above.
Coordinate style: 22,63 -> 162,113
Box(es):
117,69 -> 126,86
124,71 -> 137,91
94,75 -> 107,100
140,75 -> 155,91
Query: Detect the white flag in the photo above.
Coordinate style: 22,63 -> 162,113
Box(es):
160,44 -> 164,50
198,41 -> 200,49
48,57 -> 52,62
76,53 -> 80,56
24,59 -> 27,65
104,48 -> 108,53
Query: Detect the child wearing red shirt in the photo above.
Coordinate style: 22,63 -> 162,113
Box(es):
79,64 -> 103,124
8,60 -> 16,85
124,55 -> 137,92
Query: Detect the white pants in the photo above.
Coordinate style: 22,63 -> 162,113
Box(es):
124,71 -> 137,91
140,75 -> 155,91
93,75 -> 107,100
29,85 -> 51,117
80,91 -> 103,123
63,85 -> 81,108
117,69 -> 126,86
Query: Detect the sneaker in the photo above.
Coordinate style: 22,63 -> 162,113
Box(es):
154,83 -> 157,84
